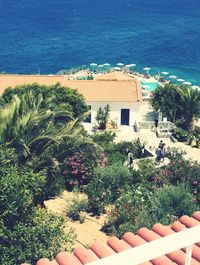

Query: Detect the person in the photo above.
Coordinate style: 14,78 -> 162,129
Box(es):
154,118 -> 158,128
158,140 -> 164,149
155,142 -> 166,164
127,149 -> 134,168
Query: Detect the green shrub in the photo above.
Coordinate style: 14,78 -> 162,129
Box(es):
92,131 -> 116,147
103,184 -> 197,237
0,209 -> 75,265
156,159 -> 200,204
84,164 -> 138,214
66,191 -> 88,221
102,187 -> 152,237
0,145 -> 75,265
103,140 -> 145,165
173,127 -> 188,142
137,158 -> 156,184
149,184 -> 198,224
165,147 -> 186,161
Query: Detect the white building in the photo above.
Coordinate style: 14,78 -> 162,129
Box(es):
0,72 -> 143,126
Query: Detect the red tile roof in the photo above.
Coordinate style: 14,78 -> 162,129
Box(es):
0,74 -> 142,102
22,211 -> 200,265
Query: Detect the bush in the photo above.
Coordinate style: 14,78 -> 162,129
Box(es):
0,209 -> 75,265
165,147 -> 186,161
149,184 -> 198,224
0,145 -> 75,265
102,187 -> 152,237
62,144 -> 107,189
103,140 -> 145,165
66,191 -> 88,221
173,127 -> 188,142
92,131 -> 116,147
84,164 -> 139,214
155,159 -> 200,204
103,184 -> 197,237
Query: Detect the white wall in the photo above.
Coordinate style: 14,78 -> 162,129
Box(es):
86,101 -> 143,126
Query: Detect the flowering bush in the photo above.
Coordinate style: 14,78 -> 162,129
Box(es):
103,184 -> 197,237
62,145 -> 107,189
154,159 -> 200,204
102,186 -> 153,236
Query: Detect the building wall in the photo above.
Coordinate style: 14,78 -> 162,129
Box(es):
86,101 -> 143,126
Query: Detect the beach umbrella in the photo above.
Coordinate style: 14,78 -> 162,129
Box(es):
177,78 -> 185,82
142,85 -> 150,89
191,85 -> 199,89
161,71 -> 169,75
113,67 -> 121,71
183,81 -> 192,85
129,64 -> 136,67
98,64 -> 104,67
116,63 -> 124,66
125,64 -> 131,68
143,67 -> 151,74
90,63 -> 97,66
103,63 -> 110,66
169,75 -> 177,79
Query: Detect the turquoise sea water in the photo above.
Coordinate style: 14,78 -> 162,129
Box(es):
0,0 -> 200,85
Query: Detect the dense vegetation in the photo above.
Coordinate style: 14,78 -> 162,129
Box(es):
0,146 -> 74,265
84,136 -> 199,237
0,83 -> 199,264
0,83 -> 90,264
151,84 -> 200,133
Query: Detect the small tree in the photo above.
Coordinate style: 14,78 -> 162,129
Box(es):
0,145 -> 75,265
96,104 -> 110,129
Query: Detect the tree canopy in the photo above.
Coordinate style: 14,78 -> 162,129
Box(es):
0,82 -> 88,118
151,84 -> 200,132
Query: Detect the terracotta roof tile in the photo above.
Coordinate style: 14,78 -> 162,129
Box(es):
56,252 -> 82,265
107,236 -> 131,252
180,215 -> 200,227
122,232 -> 174,265
0,74 -> 142,102
22,212 -> 200,265
152,224 -> 200,262
51,261 -> 60,265
73,247 -> 99,264
36,258 -> 52,265
90,242 -> 116,258
192,211 -> 200,222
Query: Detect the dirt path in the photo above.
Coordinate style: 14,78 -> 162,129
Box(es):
45,191 -> 108,248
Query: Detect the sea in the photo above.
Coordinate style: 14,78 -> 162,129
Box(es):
0,0 -> 200,85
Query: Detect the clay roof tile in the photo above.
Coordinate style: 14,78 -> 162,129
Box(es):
90,242 -> 116,258
36,258 -> 52,265
21,213 -> 200,265
152,224 -> 200,262
192,211 -> 200,221
73,247 -> 99,264
56,252 -> 82,265
180,215 -> 200,227
107,236 -> 131,252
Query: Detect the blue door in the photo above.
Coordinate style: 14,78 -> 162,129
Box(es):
121,109 -> 130,125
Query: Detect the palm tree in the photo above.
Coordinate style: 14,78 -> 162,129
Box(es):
0,91 -> 89,163
178,87 -> 200,133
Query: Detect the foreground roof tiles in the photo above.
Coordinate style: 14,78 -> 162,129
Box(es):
0,74 -> 142,102
22,211 -> 200,265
